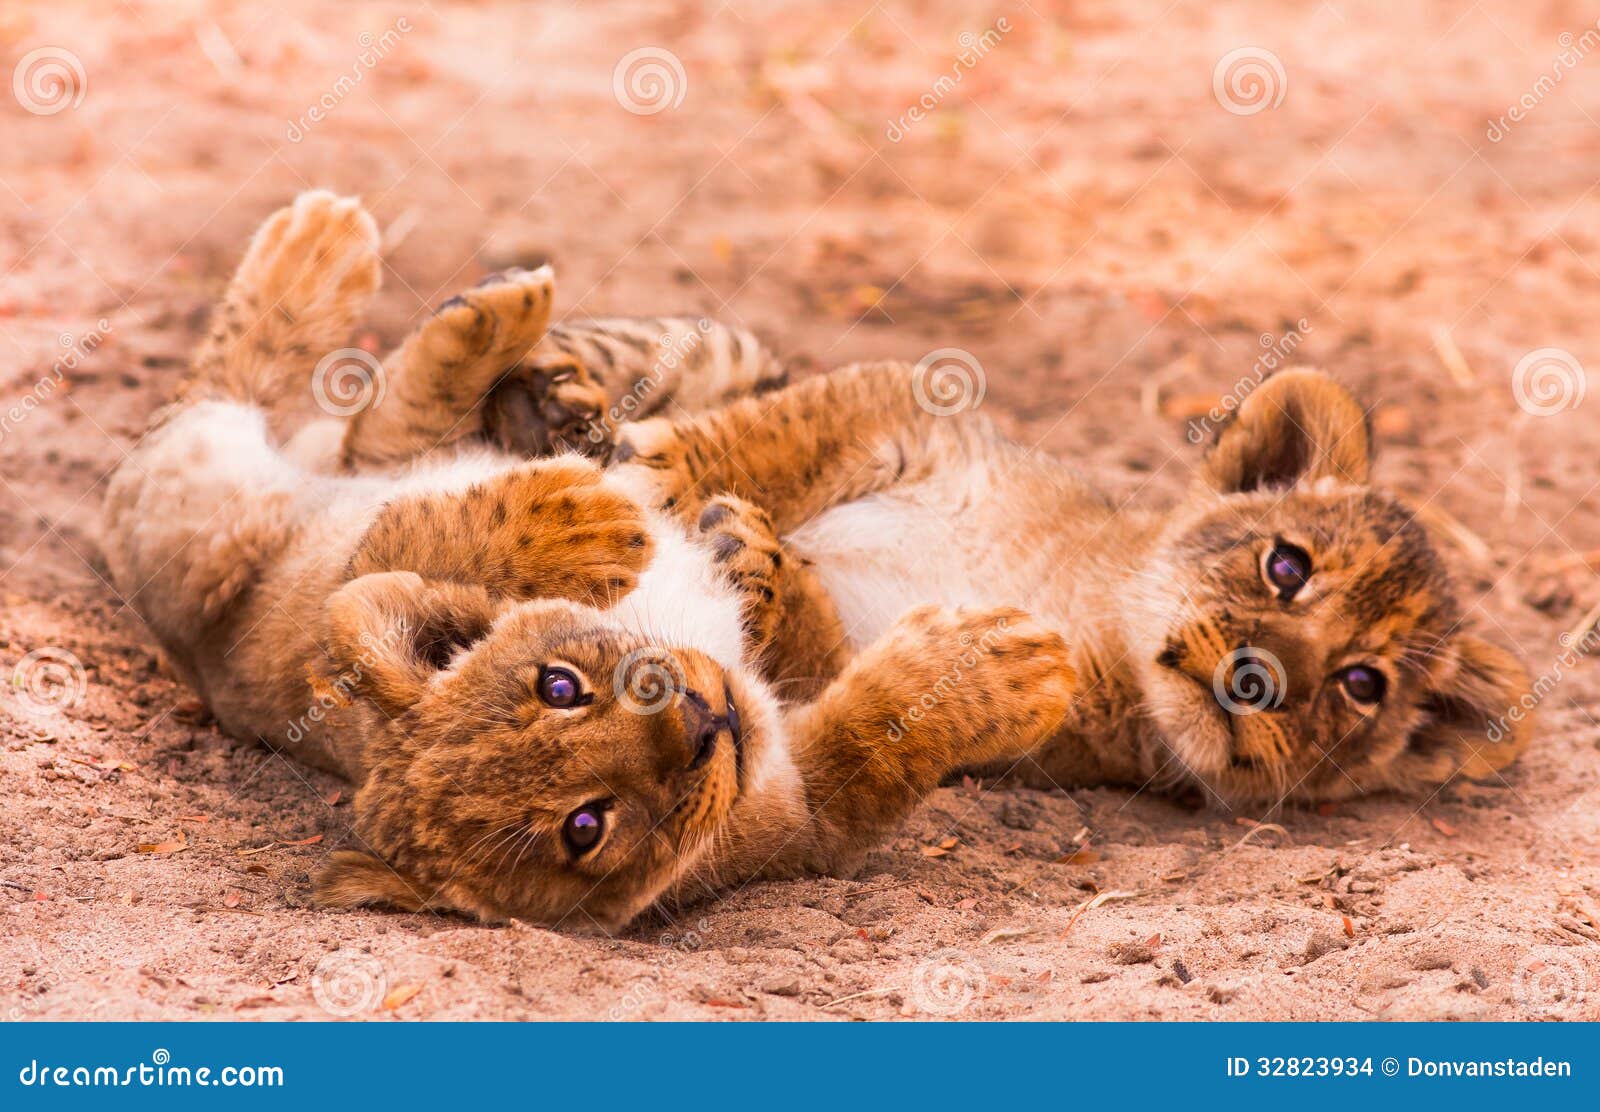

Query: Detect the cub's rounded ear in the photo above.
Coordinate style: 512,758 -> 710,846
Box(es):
313,850 -> 429,911
1200,369 -> 1372,493
1393,633 -> 1535,788
321,571 -> 500,715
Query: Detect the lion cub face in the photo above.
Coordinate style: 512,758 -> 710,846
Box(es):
310,573 -> 756,932
1127,371 -> 1533,806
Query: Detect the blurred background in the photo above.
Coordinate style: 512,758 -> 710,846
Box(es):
0,1 -> 1597,1020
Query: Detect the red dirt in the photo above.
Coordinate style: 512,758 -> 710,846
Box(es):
1,0 -> 1598,1020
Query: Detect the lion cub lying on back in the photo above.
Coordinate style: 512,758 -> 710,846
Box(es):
101,192 -> 1077,933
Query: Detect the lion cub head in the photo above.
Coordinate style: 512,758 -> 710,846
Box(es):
1126,369 -> 1534,806
310,572 -> 761,933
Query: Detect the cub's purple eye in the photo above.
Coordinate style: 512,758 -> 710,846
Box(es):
562,804 -> 606,855
1263,541 -> 1312,599
537,666 -> 582,708
1337,665 -> 1386,705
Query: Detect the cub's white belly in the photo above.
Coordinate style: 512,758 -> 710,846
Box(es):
788,488 -> 1043,649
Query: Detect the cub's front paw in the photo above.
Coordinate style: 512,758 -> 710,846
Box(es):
696,495 -> 784,649
483,355 -> 612,459
888,605 -> 1078,759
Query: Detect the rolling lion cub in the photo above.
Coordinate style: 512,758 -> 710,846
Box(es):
599,365 -> 1538,809
100,191 -> 1078,933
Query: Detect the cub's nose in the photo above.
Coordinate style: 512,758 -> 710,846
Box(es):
679,688 -> 729,770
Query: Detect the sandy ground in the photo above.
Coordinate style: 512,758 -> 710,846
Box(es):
2,0 -> 1600,1021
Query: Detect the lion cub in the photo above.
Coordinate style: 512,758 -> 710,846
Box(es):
601,365 -> 1537,809
100,192 -> 1077,932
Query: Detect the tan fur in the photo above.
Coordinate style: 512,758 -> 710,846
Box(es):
99,192 -> 1077,933
608,365 -> 1536,809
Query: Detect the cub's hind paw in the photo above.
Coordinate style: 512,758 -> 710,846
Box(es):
696,494 -> 784,648
229,190 -> 381,338
417,268 -> 556,402
482,354 -> 612,459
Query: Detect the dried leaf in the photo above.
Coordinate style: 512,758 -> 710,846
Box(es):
1342,915 -> 1356,938
381,984 -> 422,1011
136,833 -> 188,855
222,889 -> 242,908
1145,932 -> 1163,948
1430,816 -> 1459,838
937,836 -> 959,850
280,834 -> 323,847
1055,848 -> 1101,866
243,864 -> 269,877
919,845 -> 948,858
322,790 -> 343,807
